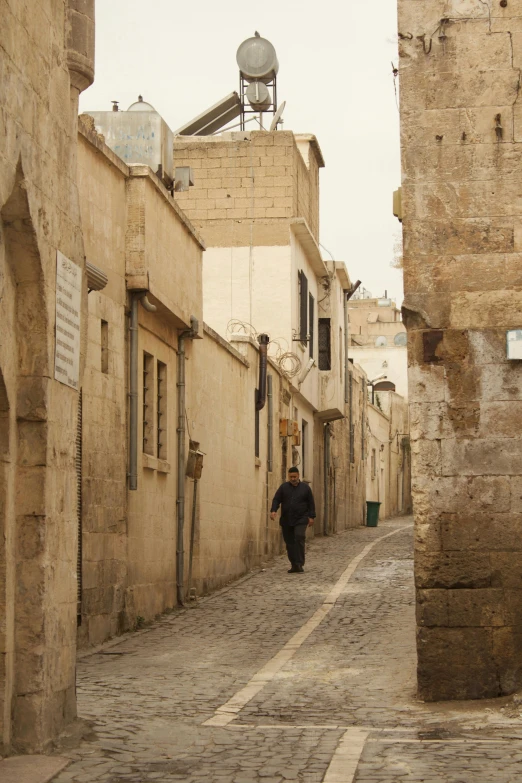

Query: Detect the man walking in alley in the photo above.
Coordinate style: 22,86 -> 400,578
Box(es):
270,467 -> 316,573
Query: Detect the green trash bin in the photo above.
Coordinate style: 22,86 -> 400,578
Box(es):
366,501 -> 381,527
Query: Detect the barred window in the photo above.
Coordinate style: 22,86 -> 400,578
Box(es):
101,320 -> 109,374
142,352 -> 154,455
157,361 -> 167,460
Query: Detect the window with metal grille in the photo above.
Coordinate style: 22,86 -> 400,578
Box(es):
101,320 -> 109,374
143,352 -> 154,455
298,270 -> 308,344
339,327 -> 343,380
318,318 -> 331,370
371,449 -> 376,479
157,361 -> 167,460
308,294 -> 314,358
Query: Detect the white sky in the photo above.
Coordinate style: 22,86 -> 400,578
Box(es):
81,1 -> 402,302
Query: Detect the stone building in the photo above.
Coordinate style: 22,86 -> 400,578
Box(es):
76,118 -> 372,647
349,297 -> 408,399
366,393 -> 412,522
398,0 -> 522,699
0,0 -> 94,754
173,130 -> 367,532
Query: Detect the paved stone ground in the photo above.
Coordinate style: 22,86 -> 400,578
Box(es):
51,519 -> 522,782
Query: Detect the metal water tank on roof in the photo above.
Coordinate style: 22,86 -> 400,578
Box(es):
128,98 -> 156,111
236,35 -> 279,83
85,96 -> 174,187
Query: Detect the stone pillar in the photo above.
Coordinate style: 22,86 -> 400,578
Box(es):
66,0 -> 95,95
398,0 -> 522,700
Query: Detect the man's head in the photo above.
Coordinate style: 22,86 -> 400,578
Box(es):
288,467 -> 300,486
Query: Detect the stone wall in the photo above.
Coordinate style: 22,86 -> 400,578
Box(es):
76,129 -> 298,639
0,0 -> 94,752
77,132 -> 129,648
186,329 -> 289,595
173,131 -> 323,244
398,0 -> 522,699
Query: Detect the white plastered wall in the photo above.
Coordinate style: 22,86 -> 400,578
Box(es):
203,245 -> 292,343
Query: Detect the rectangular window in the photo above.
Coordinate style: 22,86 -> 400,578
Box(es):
339,327 -> 343,380
371,449 -> 376,479
318,318 -> 331,370
101,320 -> 109,374
350,424 -> 355,464
308,294 -> 315,358
157,361 -> 167,460
298,270 -> 308,344
142,352 -> 154,455
302,419 -> 308,477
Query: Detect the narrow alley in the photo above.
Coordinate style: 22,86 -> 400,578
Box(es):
50,522 -> 522,783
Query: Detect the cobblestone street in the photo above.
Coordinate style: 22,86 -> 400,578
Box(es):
52,519 -> 522,782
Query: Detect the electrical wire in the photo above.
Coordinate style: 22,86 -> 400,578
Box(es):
226,319 -> 302,380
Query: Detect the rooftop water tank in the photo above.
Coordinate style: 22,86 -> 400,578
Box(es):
236,35 -> 279,83
86,96 -> 174,187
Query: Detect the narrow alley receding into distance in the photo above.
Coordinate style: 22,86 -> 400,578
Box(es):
45,521 -> 522,783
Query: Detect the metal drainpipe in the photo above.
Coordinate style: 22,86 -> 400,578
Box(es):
323,423 -> 331,536
267,374 -> 273,472
129,292 -> 157,491
344,292 -> 350,404
266,374 -> 273,556
176,321 -> 198,606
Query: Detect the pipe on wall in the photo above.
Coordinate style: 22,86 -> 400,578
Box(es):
176,318 -> 198,606
267,374 -> 273,472
256,334 -> 270,411
129,292 -> 157,491
323,423 -> 331,536
343,292 -> 350,404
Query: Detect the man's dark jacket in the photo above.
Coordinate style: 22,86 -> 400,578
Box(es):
270,481 -> 316,527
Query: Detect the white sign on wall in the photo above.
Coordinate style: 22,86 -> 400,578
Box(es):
54,251 -> 81,390
507,330 -> 522,361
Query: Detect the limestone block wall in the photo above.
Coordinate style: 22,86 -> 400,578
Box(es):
173,131 -> 323,245
398,0 -> 522,699
0,0 -> 94,753
77,132 -> 129,648
187,329 -> 287,594
125,167 -> 204,328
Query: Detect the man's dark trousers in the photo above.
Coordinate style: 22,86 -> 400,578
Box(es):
282,523 -> 307,567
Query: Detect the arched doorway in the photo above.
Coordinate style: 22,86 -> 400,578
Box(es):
1,161 -> 49,752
